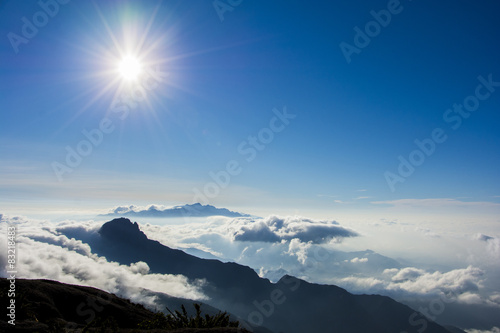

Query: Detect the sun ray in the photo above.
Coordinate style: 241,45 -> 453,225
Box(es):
93,2 -> 125,59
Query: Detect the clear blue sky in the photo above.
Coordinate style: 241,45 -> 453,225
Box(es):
1,0 -> 499,217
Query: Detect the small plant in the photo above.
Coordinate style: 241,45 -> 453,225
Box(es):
138,303 -> 241,330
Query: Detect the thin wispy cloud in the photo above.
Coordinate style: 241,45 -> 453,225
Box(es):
333,200 -> 352,204
371,198 -> 500,208
317,194 -> 339,198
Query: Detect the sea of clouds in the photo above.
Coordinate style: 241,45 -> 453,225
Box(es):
1,210 -> 499,331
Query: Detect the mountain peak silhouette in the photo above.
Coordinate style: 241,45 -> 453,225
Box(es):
99,217 -> 148,243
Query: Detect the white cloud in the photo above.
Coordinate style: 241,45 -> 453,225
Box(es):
233,215 -> 358,244
473,233 -> 500,259
286,238 -> 312,265
489,293 -> 500,306
485,239 -> 499,259
234,220 -> 281,243
457,292 -> 484,305
339,276 -> 386,291
383,268 -> 399,275
391,267 -> 426,282
349,257 -> 368,263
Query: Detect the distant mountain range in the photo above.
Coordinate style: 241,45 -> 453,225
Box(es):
101,203 -> 251,218
64,217 -> 465,333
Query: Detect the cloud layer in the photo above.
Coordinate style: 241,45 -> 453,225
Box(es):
2,210 -> 499,331
371,198 -> 500,208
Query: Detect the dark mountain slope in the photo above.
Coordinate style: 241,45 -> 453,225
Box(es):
263,275 -> 454,333
0,278 -> 152,332
0,278 -> 250,333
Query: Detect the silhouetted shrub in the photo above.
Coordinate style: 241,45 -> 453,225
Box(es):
138,303 -> 240,330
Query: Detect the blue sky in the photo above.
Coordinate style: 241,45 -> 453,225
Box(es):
1,0 -> 500,218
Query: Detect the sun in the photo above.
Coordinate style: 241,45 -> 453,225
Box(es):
118,55 -> 142,81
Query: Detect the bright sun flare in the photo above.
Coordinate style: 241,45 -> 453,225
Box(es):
118,56 -> 142,81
